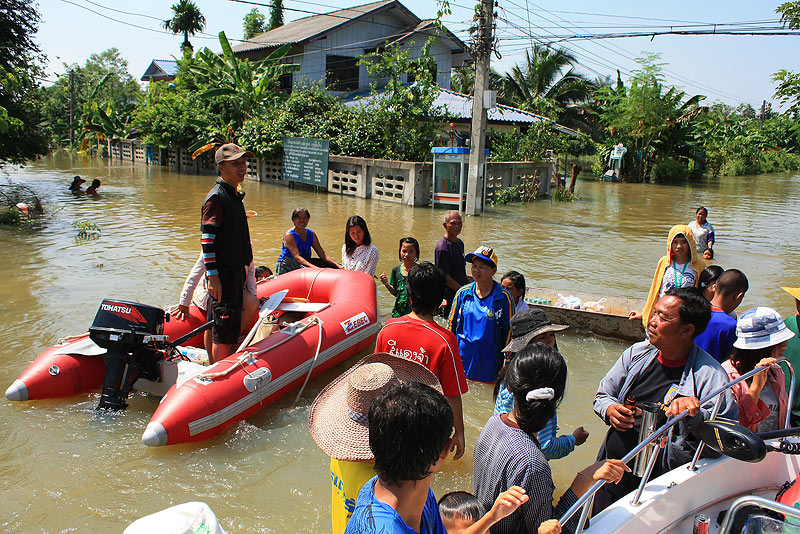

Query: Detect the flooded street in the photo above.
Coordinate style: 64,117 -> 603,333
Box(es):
1,152 -> 799,532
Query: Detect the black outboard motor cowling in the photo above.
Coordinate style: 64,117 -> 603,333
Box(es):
89,299 -> 166,410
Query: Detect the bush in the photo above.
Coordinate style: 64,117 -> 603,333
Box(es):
650,157 -> 688,183
551,185 -> 575,201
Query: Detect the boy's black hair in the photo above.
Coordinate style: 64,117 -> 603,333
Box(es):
255,265 -> 272,278
505,343 -> 567,437
715,269 -> 749,297
501,270 -> 526,292
344,215 -> 372,255
398,237 -> 420,261
369,382 -> 453,486
438,491 -> 485,523
406,262 -> 445,316
291,207 -> 310,221
90,179 -> 101,188
665,287 -> 712,338
705,248 -> 714,259
699,265 -> 724,289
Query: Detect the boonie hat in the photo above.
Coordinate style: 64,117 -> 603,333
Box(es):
308,353 -> 441,461
502,307 -> 569,353
72,175 -> 86,184
782,287 -> 800,302
733,307 -> 795,350
214,143 -> 254,164
465,245 -> 498,269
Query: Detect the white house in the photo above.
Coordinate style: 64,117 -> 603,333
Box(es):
231,0 -> 470,94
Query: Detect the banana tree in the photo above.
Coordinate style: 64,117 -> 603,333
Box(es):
188,31 -> 299,156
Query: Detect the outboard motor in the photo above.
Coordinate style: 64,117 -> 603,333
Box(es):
89,299 -> 167,410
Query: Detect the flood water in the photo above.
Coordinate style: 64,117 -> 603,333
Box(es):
1,152 -> 799,532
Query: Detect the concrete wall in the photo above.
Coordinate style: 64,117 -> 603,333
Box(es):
109,140 -> 554,207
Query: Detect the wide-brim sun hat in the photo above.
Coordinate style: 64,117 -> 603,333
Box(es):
782,287 -> 800,301
733,306 -> 796,350
308,352 -> 441,461
502,307 -> 569,353
465,245 -> 498,269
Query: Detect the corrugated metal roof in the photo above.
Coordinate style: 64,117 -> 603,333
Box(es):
232,0 -> 402,53
345,87 -> 579,135
140,59 -> 178,81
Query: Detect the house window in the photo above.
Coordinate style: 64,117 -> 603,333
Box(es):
279,73 -> 293,93
326,55 -> 359,91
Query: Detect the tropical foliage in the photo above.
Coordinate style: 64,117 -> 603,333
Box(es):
1,0 -> 49,165
163,0 -> 206,52
243,9 -> 267,40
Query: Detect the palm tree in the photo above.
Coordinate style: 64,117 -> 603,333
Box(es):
450,65 -> 505,98
503,45 -> 594,126
163,0 -> 206,52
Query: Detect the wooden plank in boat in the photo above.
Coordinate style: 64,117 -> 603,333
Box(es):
523,287 -> 646,342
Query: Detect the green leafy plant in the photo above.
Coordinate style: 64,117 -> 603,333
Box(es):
489,177 -> 542,205
551,185 -> 575,201
73,220 -> 101,239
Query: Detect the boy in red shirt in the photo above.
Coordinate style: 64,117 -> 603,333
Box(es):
376,261 -> 469,459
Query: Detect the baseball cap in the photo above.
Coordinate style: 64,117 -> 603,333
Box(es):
465,245 -> 498,269
214,143 -> 254,164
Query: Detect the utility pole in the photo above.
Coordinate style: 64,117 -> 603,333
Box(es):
69,70 -> 75,148
465,0 -> 494,216
760,99 -> 766,129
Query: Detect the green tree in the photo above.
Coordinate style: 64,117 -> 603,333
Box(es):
503,45 -> 595,129
356,42 -> 446,161
163,0 -> 206,52
188,31 -> 299,153
243,8 -> 267,39
268,0 -> 284,30
450,65 -> 504,97
0,0 -> 49,164
42,48 -> 142,148
777,1 -> 800,28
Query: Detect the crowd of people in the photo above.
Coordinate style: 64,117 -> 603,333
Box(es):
185,145 -> 800,533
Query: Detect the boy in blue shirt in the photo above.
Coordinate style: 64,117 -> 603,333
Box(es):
695,269 -> 748,362
346,382 -> 527,534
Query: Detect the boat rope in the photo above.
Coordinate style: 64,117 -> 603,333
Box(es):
196,316 -> 321,380
306,269 -> 323,301
56,333 -> 89,344
292,316 -> 325,406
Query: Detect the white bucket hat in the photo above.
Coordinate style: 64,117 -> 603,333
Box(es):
733,307 -> 796,350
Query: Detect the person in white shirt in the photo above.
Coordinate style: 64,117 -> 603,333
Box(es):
501,271 -> 529,314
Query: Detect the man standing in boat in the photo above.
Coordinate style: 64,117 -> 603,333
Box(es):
201,143 -> 255,363
593,287 -> 737,510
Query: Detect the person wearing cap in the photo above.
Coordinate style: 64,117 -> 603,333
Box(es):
201,143 -> 255,363
694,269 -> 749,362
780,287 -> 800,425
69,175 -> 85,194
308,353 -> 443,534
448,245 -> 514,383
493,308 -> 588,460
435,210 -> 469,316
722,307 -> 794,432
375,261 -> 469,460
172,207 -> 260,353
593,287 -> 736,511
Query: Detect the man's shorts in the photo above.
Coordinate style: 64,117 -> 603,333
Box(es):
208,265 -> 245,345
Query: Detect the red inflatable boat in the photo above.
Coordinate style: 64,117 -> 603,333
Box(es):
5,269 -> 379,446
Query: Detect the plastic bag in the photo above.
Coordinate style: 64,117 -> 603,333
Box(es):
554,294 -> 583,310
584,298 -> 607,313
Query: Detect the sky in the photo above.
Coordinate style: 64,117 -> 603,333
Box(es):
36,0 -> 800,110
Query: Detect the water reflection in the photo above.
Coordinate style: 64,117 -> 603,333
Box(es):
0,155 -> 798,531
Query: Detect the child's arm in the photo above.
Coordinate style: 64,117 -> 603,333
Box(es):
462,487 -> 529,534
379,271 -> 398,296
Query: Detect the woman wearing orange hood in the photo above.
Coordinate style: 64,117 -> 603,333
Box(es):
629,224 -> 706,328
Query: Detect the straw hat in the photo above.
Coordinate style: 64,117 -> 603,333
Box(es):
308,353 -> 441,461
782,287 -> 800,301
733,307 -> 796,350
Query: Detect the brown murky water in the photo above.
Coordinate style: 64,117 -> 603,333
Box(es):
1,152 -> 799,532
